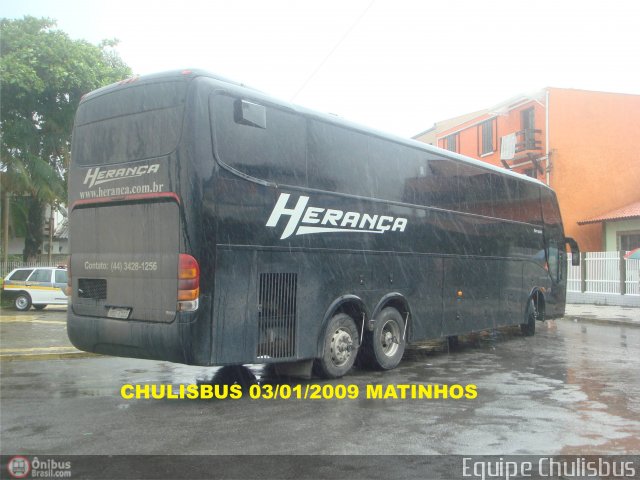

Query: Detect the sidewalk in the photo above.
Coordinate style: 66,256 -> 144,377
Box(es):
563,303 -> 640,327
0,304 -> 638,362
0,306 -> 96,361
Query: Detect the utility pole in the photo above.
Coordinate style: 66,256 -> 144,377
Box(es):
2,186 -> 9,264
48,203 -> 54,264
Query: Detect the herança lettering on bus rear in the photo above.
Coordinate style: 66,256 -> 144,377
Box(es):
67,69 -> 578,378
83,164 -> 161,188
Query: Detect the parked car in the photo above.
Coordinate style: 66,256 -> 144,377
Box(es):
2,266 -> 68,311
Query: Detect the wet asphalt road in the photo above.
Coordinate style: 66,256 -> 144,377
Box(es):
1,311 -> 639,456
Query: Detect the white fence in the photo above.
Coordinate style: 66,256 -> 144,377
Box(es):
567,251 -> 640,296
0,256 -> 69,277
567,251 -> 640,306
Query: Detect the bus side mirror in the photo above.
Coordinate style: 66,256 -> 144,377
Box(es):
565,237 -> 580,266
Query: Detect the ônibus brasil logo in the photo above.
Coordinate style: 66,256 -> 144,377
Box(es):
7,456 -> 30,478
7,456 -> 72,478
266,193 -> 408,240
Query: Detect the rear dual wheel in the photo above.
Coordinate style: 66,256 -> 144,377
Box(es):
361,307 -> 406,370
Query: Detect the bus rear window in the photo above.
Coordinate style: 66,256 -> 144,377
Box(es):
73,81 -> 187,166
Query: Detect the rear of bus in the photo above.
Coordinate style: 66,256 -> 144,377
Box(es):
67,71 -> 206,364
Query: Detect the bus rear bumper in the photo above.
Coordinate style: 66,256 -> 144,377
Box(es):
67,310 -> 208,365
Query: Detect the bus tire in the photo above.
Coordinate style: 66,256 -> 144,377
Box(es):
520,301 -> 536,337
363,307 -> 406,370
315,313 -> 359,379
15,293 -> 32,311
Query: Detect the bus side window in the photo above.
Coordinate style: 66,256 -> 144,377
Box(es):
456,163 -> 494,217
419,158 -> 459,210
307,120 -> 373,197
211,94 -> 307,187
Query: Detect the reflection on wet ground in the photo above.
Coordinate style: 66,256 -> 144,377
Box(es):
1,319 -> 639,455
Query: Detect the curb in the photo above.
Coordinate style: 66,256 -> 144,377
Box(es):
0,351 -> 100,362
561,316 -> 640,328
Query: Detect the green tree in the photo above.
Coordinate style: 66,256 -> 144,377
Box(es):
0,16 -> 131,261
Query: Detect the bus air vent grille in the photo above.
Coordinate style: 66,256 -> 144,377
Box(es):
78,278 -> 107,300
257,273 -> 297,359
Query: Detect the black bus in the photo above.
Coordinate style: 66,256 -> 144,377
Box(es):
67,70 -> 579,378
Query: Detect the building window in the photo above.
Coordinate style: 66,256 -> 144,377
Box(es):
445,134 -> 458,152
480,119 -> 494,155
521,108 -> 535,150
618,231 -> 640,251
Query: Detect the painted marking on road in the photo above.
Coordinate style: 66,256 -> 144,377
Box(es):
0,346 -> 78,353
0,314 -> 37,321
0,345 -> 98,361
0,352 -> 99,361
0,316 -> 66,325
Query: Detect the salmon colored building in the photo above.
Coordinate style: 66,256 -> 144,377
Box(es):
414,88 -> 640,252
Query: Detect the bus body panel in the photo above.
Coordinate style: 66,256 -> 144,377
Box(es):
208,174 -> 550,365
67,309 -> 205,363
70,201 -> 180,323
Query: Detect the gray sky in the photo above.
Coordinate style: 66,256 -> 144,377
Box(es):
3,0 -> 640,137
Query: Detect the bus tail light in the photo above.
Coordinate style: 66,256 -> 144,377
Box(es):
178,254 -> 200,312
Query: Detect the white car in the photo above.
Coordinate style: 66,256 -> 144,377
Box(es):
2,266 -> 68,311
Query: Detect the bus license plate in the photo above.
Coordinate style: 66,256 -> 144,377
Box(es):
107,307 -> 131,319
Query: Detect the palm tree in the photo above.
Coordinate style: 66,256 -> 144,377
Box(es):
1,150 -> 66,261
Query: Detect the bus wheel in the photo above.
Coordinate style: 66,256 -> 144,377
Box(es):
363,307 -> 406,370
520,300 -> 537,337
14,293 -> 32,311
315,313 -> 359,379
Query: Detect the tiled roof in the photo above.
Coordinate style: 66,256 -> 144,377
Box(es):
578,201 -> 640,225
